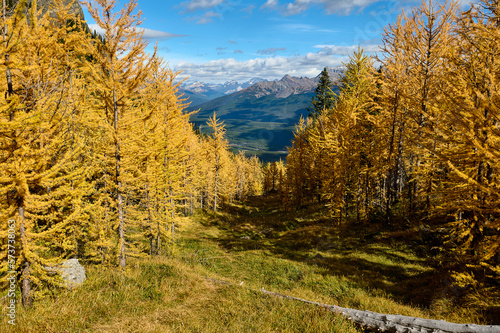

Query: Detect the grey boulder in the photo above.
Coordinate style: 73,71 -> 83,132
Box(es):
47,258 -> 86,288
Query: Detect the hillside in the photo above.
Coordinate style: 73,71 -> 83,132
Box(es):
5,194 -> 496,332
187,72 -> 341,161
190,92 -> 314,161
9,0 -> 84,18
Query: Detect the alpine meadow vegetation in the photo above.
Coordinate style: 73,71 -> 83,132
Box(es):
0,0 -> 499,331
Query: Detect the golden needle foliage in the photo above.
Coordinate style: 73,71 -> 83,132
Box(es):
0,0 -> 263,306
282,0 -> 500,291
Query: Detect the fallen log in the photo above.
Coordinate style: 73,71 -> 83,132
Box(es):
260,288 -> 500,333
204,277 -> 500,333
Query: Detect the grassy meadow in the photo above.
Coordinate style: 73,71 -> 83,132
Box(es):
1,194 -> 496,332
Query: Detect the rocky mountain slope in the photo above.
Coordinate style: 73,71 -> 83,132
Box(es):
241,75 -> 317,99
9,0 -> 84,19
180,78 -> 267,107
183,67 -> 343,105
186,68 -> 344,161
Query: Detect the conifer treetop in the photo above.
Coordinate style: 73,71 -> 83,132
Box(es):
309,67 -> 335,120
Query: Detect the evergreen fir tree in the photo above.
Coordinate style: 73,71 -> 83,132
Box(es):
309,67 -> 335,120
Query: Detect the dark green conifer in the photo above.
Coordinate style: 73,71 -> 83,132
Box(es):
309,67 -> 335,120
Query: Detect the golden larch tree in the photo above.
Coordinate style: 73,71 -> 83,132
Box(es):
0,0 -> 89,306
82,0 -> 153,267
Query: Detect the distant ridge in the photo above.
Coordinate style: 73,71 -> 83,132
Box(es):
180,78 -> 268,107
186,68 -> 344,162
182,67 -> 344,105
242,75 -> 318,99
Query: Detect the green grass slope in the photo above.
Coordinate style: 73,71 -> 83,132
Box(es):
182,195 -> 493,325
3,194 -> 496,332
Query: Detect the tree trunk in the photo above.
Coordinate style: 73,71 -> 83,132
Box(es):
113,92 -> 126,268
117,179 -> 126,267
169,181 -> 174,218
170,221 -> 175,252
259,288 -> 499,333
19,206 -> 32,308
213,152 -> 219,212
183,159 -> 188,216
146,183 -> 155,256
190,191 -> 193,215
356,176 -> 361,223
2,0 -> 13,99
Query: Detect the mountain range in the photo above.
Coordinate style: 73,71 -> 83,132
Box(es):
183,67 -> 344,162
180,78 -> 267,107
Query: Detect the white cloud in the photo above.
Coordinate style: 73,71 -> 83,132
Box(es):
174,52 -> 354,84
278,23 -> 336,33
188,11 -> 222,24
140,28 -> 187,40
321,0 -> 381,15
261,0 -> 279,9
173,43 -> 384,83
88,24 -> 106,36
456,0 -> 480,8
284,1 -> 309,15
266,0 -> 382,16
179,0 -> 226,12
314,44 -> 380,55
88,24 -> 187,40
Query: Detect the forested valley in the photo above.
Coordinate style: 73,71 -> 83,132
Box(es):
0,0 -> 499,331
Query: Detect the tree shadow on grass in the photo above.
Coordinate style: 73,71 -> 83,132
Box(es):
200,194 -> 454,310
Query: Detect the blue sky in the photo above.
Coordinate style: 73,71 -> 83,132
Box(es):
83,0 -> 476,83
